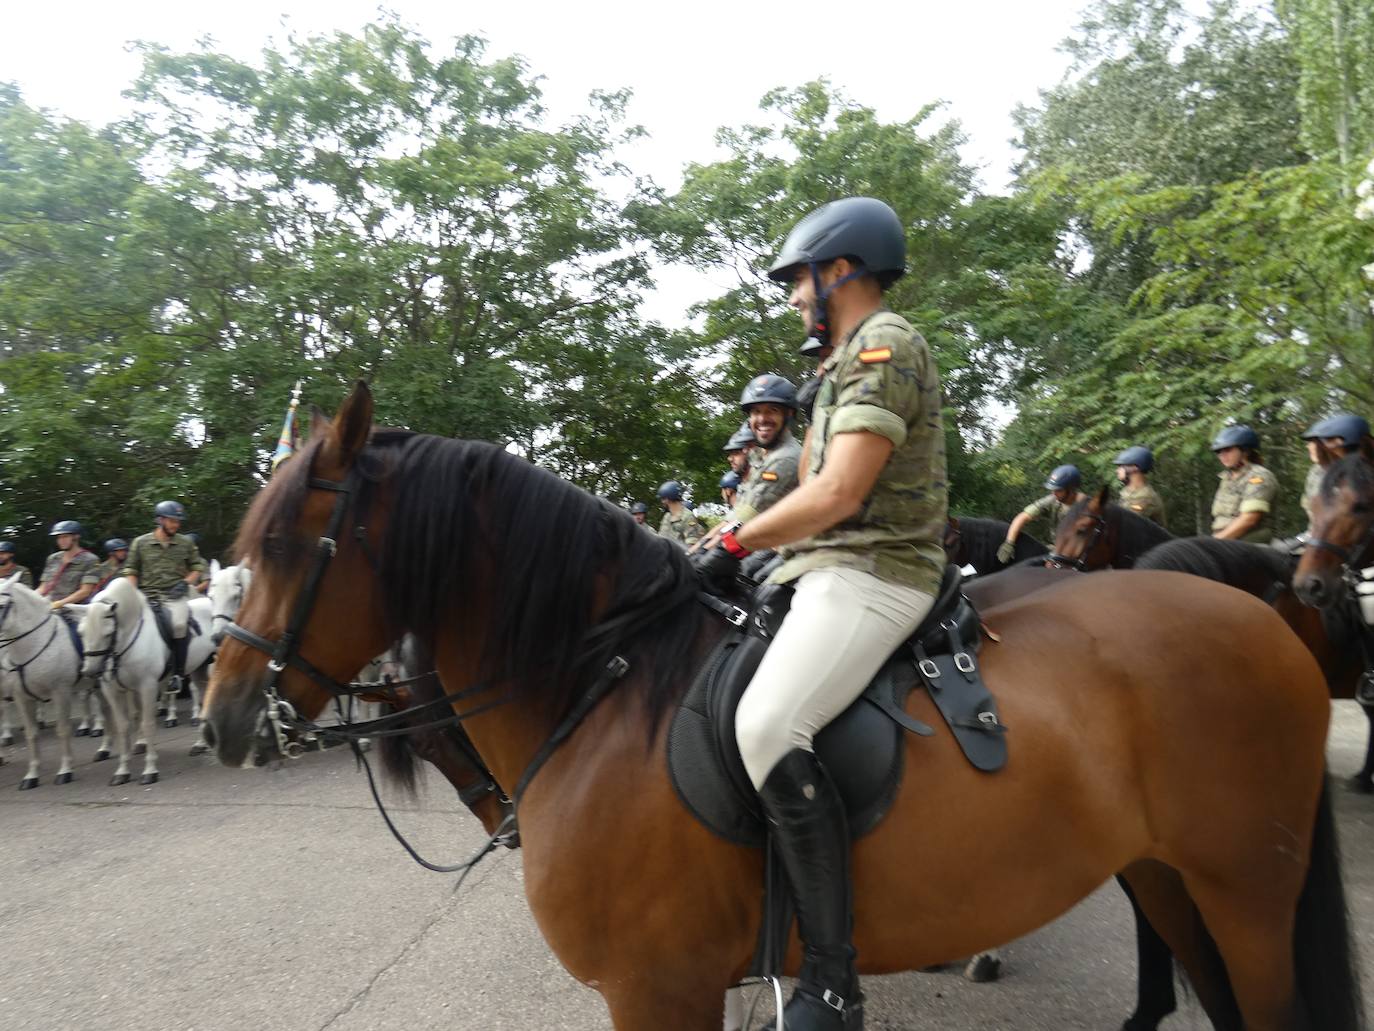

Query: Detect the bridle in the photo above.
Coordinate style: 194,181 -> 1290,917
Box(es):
210,569 -> 247,642
1047,511 -> 1108,572
220,466 -> 645,873
82,601 -> 145,691
0,594 -> 74,699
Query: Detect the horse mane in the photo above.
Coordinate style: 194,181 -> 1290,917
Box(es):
238,431 -> 703,736
1135,537 -> 1291,592
1063,498 -> 1173,567
94,575 -> 138,608
954,517 -> 1047,570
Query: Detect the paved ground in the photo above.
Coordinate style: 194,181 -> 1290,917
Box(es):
2,702 -> 1372,1030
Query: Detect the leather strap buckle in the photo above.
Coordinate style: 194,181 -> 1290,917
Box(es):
918,657 -> 940,679
821,989 -> 846,1011
954,652 -> 976,675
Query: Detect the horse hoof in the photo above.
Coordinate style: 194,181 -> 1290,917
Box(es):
140,772 -> 159,785
94,748 -> 111,762
134,743 -> 147,756
163,718 -> 178,729
188,743 -> 207,757
305,738 -> 323,753
964,954 -> 1002,983
1348,775 -> 1374,795
109,773 -> 131,786
54,772 -> 73,785
0,735 -> 12,747
190,717 -> 201,727
75,727 -> 90,737
19,776 -> 38,790
89,728 -> 103,738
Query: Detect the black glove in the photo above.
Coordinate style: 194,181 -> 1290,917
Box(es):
166,580 -> 190,600
694,544 -> 742,597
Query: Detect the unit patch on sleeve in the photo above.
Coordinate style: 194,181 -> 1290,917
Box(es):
858,347 -> 892,365
761,471 -> 778,481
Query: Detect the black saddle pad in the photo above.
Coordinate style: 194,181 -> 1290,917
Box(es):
668,564 -> 1006,848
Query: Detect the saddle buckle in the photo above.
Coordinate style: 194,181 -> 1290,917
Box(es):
725,606 -> 747,628
954,652 -> 976,675
917,658 -> 940,680
606,655 -> 630,679
821,989 -> 846,1012
978,710 -> 1000,727
319,536 -> 337,556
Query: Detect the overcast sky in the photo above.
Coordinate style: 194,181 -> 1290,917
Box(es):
2,0 -> 1094,323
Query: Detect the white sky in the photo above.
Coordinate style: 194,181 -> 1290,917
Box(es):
2,0 -> 1092,324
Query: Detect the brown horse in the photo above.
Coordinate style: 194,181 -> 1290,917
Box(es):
1047,485 -> 1174,571
1296,447 -> 1374,611
203,383 -> 1360,1031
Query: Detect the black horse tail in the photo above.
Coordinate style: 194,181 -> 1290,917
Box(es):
376,725 -> 421,798
1293,777 -> 1364,1030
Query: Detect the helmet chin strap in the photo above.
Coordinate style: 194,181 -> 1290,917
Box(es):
808,261 -> 866,347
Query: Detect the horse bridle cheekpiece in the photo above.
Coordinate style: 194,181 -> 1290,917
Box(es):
1047,512 -> 1106,572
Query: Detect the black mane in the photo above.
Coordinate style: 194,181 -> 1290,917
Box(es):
1061,498 -> 1173,567
952,516 -> 1047,573
239,431 -> 703,735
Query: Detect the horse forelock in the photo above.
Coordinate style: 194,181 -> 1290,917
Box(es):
1322,451 -> 1374,504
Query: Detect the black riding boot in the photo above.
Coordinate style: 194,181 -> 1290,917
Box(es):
170,635 -> 189,694
760,749 -> 862,1031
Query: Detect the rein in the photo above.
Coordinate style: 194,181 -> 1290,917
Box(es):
84,604 -> 145,692
221,467 -> 691,873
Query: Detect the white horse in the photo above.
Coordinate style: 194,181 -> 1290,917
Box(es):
0,578 -> 98,788
79,578 -> 215,785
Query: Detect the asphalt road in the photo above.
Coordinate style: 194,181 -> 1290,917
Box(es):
3,702 -> 1372,1031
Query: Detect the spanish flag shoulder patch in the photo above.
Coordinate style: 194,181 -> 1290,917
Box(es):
858,347 -> 892,365
1249,476 -> 1265,484
761,471 -> 778,481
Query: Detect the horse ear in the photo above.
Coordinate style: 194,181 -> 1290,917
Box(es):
1094,483 -> 1111,511
320,381 -> 374,469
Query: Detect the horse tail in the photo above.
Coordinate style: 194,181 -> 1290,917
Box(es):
1293,777 -> 1364,1030
376,722 -> 421,797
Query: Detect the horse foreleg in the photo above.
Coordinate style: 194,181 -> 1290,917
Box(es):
52,685 -> 75,784
88,683 -> 105,737
13,689 -> 42,789
1349,703 -> 1374,793
138,683 -> 160,785
1116,874 -> 1176,1030
603,982 -> 736,1031
0,692 -> 14,746
101,682 -> 133,786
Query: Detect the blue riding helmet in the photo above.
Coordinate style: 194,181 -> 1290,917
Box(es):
1043,465 -> 1082,491
49,520 -> 83,537
724,422 -> 757,452
629,502 -> 648,515
656,481 -> 684,502
0,540 -> 16,555
739,374 -> 798,412
768,197 -> 907,288
154,500 -> 187,521
1300,420 -> 1324,441
1211,425 -> 1260,452
719,471 -> 741,490
104,538 -> 129,553
1112,446 -> 1155,473
1312,413 -> 1370,448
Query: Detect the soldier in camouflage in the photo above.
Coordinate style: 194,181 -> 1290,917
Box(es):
94,538 -> 130,592
997,465 -> 1084,564
719,470 -> 742,508
724,421 -> 756,483
696,196 -> 945,1031
0,541 -> 33,588
123,500 -> 206,687
1112,446 -> 1166,526
655,481 -> 706,548
1298,413 -> 1371,535
629,501 -> 650,526
38,520 -> 100,609
1210,425 -> 1279,543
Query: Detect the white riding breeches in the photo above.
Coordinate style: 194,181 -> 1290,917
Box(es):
735,567 -> 935,790
165,598 -> 189,638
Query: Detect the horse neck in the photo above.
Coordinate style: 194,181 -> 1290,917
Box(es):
0,594 -> 57,661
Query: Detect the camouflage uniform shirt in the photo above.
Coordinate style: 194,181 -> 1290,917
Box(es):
2,564 -> 34,588
1211,462 -> 1278,543
39,548 -> 100,599
122,532 -> 207,601
730,429 -> 801,522
1021,493 -> 1074,535
1119,483 -> 1166,527
93,556 -> 123,592
658,509 -> 706,549
771,310 -> 948,596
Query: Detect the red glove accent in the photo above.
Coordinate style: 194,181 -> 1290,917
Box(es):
719,523 -> 752,559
